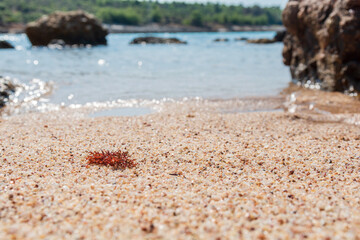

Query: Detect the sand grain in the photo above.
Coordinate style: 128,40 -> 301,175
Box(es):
1,101 -> 360,239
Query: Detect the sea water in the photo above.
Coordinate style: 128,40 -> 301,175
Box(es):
0,32 -> 290,115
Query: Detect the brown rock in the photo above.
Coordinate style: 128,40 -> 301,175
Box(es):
247,38 -> 276,44
282,0 -> 360,93
246,31 -> 286,44
214,38 -> 229,42
0,77 -> 17,108
25,11 -> 108,46
130,37 -> 187,45
0,40 -> 14,49
235,37 -> 249,41
274,30 -> 287,42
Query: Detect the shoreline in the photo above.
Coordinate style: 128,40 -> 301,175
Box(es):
0,23 -> 285,34
1,86 -> 360,124
1,92 -> 360,239
0,94 -> 287,119
105,24 -> 285,34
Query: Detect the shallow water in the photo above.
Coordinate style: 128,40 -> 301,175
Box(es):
89,107 -> 153,117
0,32 -> 290,115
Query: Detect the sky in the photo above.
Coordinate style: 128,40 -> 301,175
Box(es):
157,0 -> 288,8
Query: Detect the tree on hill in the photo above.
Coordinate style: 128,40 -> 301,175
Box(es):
0,0 -> 283,27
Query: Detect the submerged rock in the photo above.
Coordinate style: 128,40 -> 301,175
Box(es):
282,0 -> 360,93
235,37 -> 249,41
48,39 -> 66,49
25,10 -> 108,46
0,77 -> 17,108
247,30 -> 286,44
247,38 -> 276,44
214,38 -> 229,42
0,40 -> 14,49
130,37 -> 187,45
273,30 -> 287,42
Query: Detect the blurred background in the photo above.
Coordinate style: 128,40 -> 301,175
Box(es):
0,0 -> 290,116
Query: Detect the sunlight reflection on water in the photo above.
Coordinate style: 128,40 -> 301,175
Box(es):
0,32 -> 291,115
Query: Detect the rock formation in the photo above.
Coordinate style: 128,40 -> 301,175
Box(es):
0,77 -> 17,108
214,38 -> 229,42
0,40 -> 14,49
246,30 -> 286,44
235,37 -> 249,41
130,37 -> 187,45
273,30 -> 287,42
282,0 -> 360,93
247,38 -> 277,44
25,11 -> 108,46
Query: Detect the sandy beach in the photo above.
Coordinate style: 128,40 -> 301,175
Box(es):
1,0 -> 360,238
1,93 -> 360,239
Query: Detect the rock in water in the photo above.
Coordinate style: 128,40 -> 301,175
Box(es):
0,40 -> 14,49
247,38 -> 276,44
214,38 -> 229,42
25,11 -> 108,46
246,31 -> 286,44
130,37 -> 187,45
0,77 -> 17,108
282,0 -> 360,93
235,37 -> 249,41
48,39 -> 66,49
273,30 -> 287,42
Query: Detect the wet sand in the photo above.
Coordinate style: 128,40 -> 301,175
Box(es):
1,95 -> 360,239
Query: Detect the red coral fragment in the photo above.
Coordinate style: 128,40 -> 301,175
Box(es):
86,150 -> 137,170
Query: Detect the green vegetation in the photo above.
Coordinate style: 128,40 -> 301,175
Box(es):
0,0 -> 282,27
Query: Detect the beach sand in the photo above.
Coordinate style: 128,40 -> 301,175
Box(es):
1,95 -> 360,239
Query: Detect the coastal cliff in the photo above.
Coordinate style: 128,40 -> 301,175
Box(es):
282,0 -> 360,93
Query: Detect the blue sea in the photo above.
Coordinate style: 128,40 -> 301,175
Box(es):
0,32 -> 290,115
